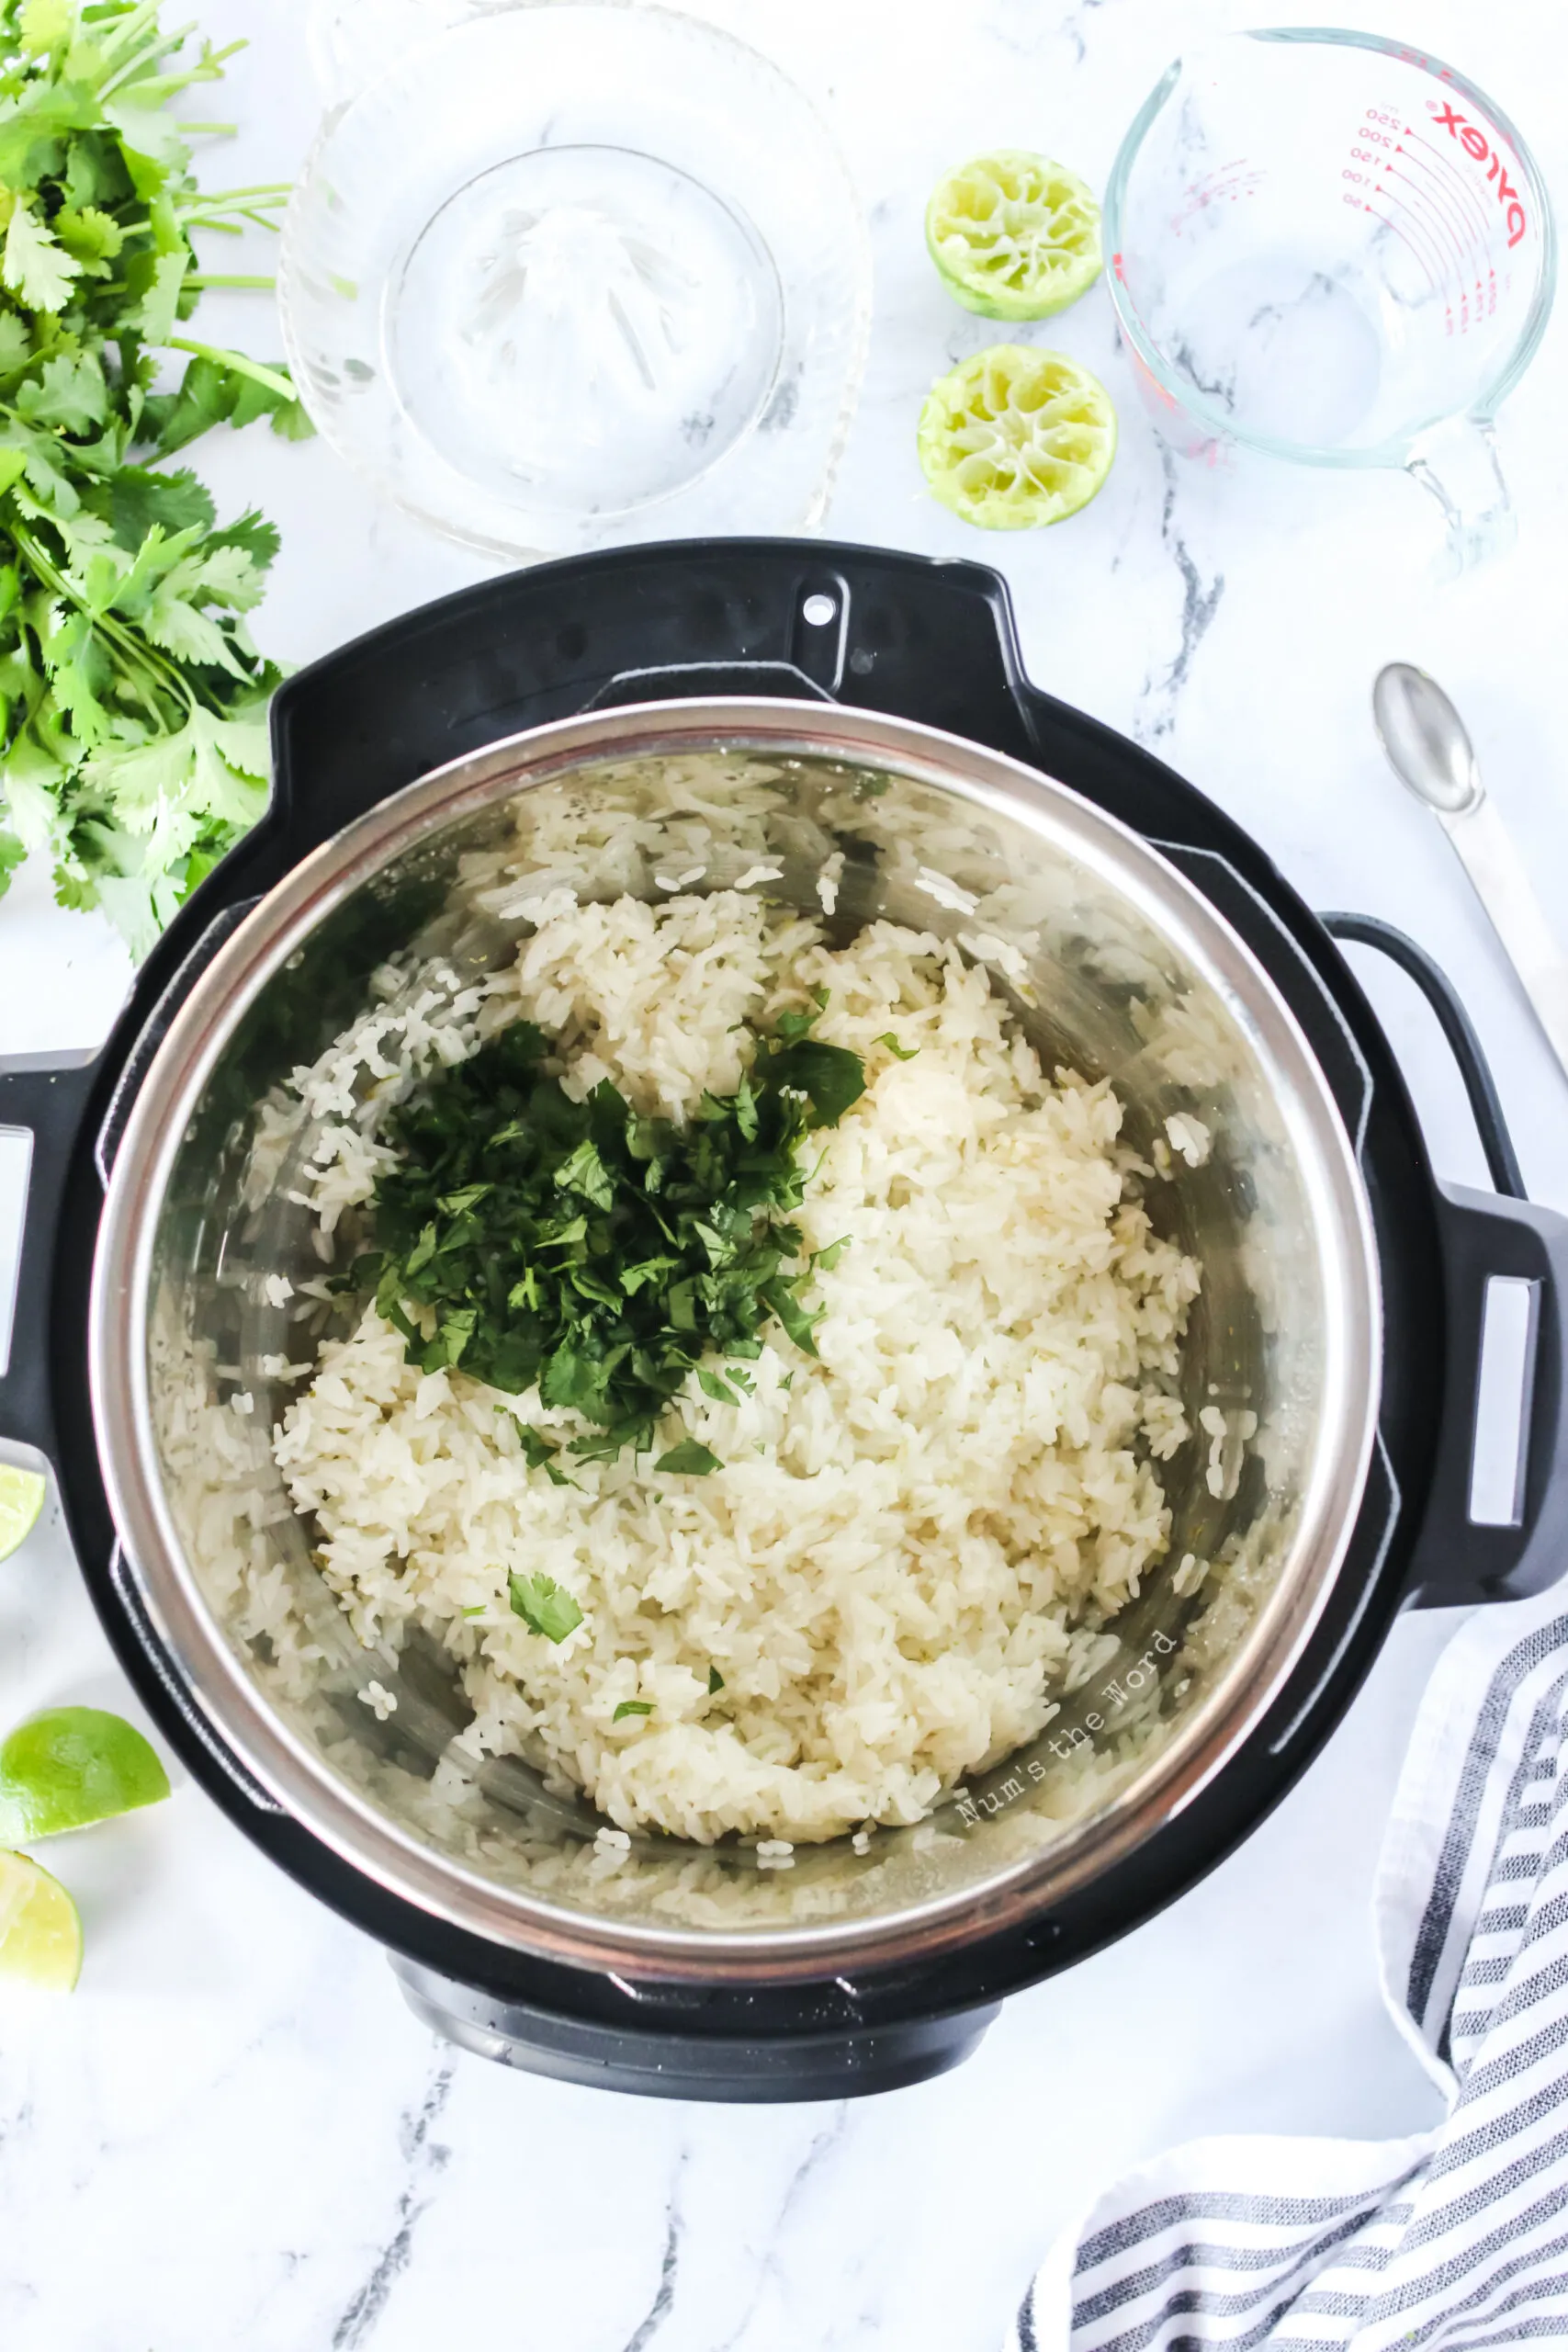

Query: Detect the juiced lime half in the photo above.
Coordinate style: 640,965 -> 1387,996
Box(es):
0,1851 -> 82,1990
0,1464 -> 46,1564
918,345 -> 1117,530
0,1707 -> 171,1844
926,151 -> 1102,320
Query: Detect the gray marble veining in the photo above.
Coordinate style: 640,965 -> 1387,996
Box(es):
2,2 -> 1565,2347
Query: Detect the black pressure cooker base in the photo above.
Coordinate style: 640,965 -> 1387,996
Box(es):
15,539 -> 1565,2100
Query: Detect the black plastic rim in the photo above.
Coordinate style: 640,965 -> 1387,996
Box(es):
41,541 -> 1447,2053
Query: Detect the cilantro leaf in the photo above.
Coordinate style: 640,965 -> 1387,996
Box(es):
555,1137 -> 615,1210
507,1570 -> 583,1644
3,201 -> 79,313
100,464 -> 216,549
613,1700 -> 653,1721
707,1666 -> 725,1693
875,1033 -> 919,1060
761,1278 -> 820,1359
763,1035 -> 868,1125
134,249 -> 187,345
655,1440 -> 723,1476
207,507 -> 280,569
15,351 -> 108,432
509,1420 -> 558,1470
53,205 -> 125,274
0,312 -> 34,375
145,349 -> 310,456
19,1 -> 70,56
0,6 -> 303,953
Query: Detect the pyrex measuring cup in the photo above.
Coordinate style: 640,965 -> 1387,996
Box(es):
1104,29 -> 1555,571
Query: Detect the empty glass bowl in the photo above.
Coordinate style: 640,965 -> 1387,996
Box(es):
279,4 -> 871,560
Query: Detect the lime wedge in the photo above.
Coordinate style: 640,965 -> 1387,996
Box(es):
0,1851 -> 82,1990
0,1707 -> 171,1843
0,1464 -> 46,1564
926,152 -> 1102,321
918,345 -> 1117,530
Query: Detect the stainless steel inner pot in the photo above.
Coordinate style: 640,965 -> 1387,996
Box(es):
89,702 -> 1380,1982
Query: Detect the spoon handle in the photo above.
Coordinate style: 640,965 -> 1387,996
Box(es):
1442,795 -> 1568,1081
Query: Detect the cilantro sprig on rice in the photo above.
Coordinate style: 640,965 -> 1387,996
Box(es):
346,1005 -> 865,1464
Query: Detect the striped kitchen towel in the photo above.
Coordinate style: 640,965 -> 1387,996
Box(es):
1009,1584 -> 1568,2350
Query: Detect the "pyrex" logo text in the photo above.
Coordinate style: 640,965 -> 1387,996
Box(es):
1431,100 -> 1528,247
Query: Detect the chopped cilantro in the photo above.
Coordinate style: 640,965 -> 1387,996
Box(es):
502,1413 -> 580,1487
613,1700 -> 653,1721
767,1039 -> 866,1125
815,1237 -> 852,1272
707,1666 -> 725,1693
656,1440 -> 723,1476
507,1570 -> 583,1644
875,1033 -> 919,1060
355,1012 -> 865,1462
461,1604 -> 486,1619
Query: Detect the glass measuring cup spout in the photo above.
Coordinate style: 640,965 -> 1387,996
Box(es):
1104,29 -> 1556,574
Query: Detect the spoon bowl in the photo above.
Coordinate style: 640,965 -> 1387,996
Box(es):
1372,663 -> 1483,819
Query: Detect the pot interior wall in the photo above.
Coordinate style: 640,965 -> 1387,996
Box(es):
143,743 -> 1345,1941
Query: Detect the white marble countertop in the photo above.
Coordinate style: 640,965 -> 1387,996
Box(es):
3,2 -> 1567,2346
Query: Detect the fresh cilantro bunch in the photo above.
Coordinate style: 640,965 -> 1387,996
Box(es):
350,1006 -> 868,1468
0,0 -> 311,953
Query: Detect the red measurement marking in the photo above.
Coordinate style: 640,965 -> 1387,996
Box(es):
1171,160 -> 1264,233
1425,97 -> 1528,247
1385,162 -> 1475,290
1383,204 -> 1449,299
1402,129 -> 1493,243
1359,201 -> 1440,300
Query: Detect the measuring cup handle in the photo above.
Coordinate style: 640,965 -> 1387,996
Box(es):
1405,415 -> 1517,578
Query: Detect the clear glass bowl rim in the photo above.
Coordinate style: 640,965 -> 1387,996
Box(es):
277,0 -> 872,557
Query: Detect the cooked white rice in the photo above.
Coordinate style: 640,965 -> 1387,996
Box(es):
272,892 -> 1200,1845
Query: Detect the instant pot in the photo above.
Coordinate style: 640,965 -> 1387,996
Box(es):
4,541 -> 1566,2099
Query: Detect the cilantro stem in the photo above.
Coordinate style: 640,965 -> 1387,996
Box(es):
176,185 -> 292,204
8,521 -> 196,722
94,22 -> 212,102
165,339 -> 297,401
186,274 -> 275,290
123,42 -> 247,101
96,1 -> 175,66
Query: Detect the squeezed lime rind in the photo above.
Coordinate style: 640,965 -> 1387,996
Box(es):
926,151 -> 1102,322
918,345 -> 1117,531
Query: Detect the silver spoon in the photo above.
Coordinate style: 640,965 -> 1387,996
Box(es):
1373,662 -> 1568,1082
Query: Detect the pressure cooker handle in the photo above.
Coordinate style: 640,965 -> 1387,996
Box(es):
1322,915 -> 1568,1606
1416,1182 -> 1568,1604
0,1052 -> 98,1463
